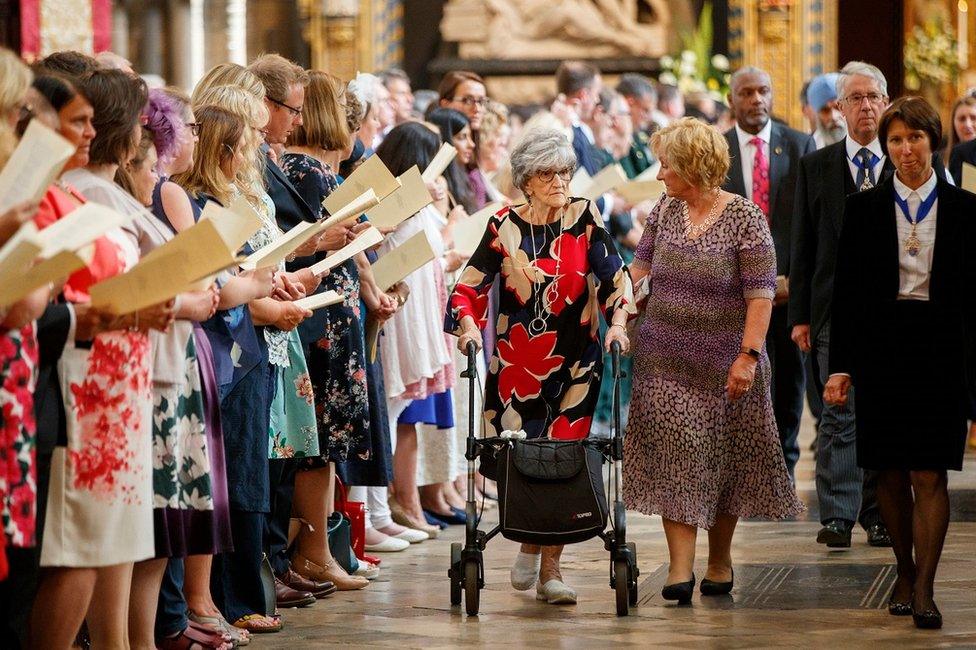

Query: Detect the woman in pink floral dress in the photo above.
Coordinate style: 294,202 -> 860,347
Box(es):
35,69 -> 176,649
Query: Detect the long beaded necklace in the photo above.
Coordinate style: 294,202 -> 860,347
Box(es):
526,206 -> 565,336
681,190 -> 722,239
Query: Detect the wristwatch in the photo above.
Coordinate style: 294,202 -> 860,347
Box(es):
740,346 -> 761,360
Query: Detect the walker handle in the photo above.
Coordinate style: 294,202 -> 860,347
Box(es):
466,341 -> 478,374
611,340 -> 621,380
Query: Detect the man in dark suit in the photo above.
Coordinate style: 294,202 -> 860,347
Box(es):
248,53 -> 332,605
555,61 -> 609,217
615,73 -> 658,178
722,66 -> 814,480
790,61 -> 892,549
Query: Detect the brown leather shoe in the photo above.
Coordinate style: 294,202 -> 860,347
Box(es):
279,567 -> 337,598
273,577 -> 316,608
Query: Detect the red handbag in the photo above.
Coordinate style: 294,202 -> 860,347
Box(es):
334,477 -> 366,561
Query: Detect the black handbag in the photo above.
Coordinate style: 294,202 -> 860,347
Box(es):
327,512 -> 360,574
496,439 -> 608,545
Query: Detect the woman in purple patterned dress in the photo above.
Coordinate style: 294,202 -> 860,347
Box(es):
624,118 -> 802,604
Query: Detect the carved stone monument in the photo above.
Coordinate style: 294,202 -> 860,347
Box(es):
441,0 -> 672,60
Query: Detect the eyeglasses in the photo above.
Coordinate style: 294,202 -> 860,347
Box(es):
844,92 -> 886,106
537,167 -> 574,183
269,97 -> 302,117
185,122 -> 201,137
452,96 -> 489,109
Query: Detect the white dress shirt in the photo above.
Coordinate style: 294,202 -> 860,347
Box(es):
844,136 -> 885,186
734,121 -> 772,202
893,170 -> 938,301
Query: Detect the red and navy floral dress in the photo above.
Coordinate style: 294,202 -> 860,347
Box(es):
446,198 -> 632,469
0,324 -> 38,578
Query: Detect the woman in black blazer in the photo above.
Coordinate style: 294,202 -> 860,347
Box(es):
825,97 -> 976,630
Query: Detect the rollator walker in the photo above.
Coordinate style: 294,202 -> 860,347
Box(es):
448,341 -> 639,616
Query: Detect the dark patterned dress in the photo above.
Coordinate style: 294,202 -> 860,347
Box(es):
280,153 -> 370,463
446,198 -> 632,477
623,195 -> 803,528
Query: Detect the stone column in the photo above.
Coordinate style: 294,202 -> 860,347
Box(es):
166,0 -> 193,90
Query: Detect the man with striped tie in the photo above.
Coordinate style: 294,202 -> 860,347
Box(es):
721,66 -> 814,480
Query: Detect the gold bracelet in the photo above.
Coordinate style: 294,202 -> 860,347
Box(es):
609,323 -> 625,331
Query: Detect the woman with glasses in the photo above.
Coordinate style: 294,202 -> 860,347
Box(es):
445,127 -> 633,605
437,71 -> 488,132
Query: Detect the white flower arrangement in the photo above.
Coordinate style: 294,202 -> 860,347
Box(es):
657,2 -> 731,102
904,18 -> 960,90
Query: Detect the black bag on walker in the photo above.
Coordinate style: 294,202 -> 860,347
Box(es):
496,439 -> 608,545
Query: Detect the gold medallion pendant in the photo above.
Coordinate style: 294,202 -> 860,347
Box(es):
905,233 -> 921,257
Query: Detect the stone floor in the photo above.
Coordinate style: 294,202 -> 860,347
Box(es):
262,417 -> 976,648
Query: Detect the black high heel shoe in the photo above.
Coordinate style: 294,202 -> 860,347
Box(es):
887,595 -> 912,616
661,573 -> 695,605
700,569 -> 734,596
912,601 -> 943,629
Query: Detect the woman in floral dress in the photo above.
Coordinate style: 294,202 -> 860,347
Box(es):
0,51 -> 46,586
279,70 -> 377,589
446,128 -> 632,605
38,69 -> 178,648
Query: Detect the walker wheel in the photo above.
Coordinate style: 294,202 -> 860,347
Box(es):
464,559 -> 481,616
614,558 -> 630,616
450,543 -> 462,606
627,542 -> 639,606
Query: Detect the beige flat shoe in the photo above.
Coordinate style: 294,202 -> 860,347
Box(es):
389,497 -> 440,539
292,553 -> 369,591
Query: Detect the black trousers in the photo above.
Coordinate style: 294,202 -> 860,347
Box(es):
765,304 -> 806,479
265,458 -> 298,576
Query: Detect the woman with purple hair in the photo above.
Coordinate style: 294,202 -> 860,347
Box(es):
144,86 -> 242,649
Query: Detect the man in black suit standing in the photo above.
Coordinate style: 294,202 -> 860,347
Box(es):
247,53 -> 333,605
722,66 -> 814,480
790,61 -> 892,549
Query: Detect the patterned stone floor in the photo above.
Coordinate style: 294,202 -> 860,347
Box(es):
261,416 -> 976,648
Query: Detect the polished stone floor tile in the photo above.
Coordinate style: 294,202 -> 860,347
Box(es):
260,418 -> 976,648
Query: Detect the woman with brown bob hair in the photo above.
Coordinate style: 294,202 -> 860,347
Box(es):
825,96 -> 976,629
41,67 -> 178,648
280,69 -> 403,588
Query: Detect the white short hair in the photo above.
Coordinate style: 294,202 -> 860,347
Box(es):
509,127 -> 577,191
836,61 -> 888,99
348,72 -> 381,110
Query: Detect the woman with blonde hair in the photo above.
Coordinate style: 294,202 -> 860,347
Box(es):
0,49 -> 43,244
624,118 -> 802,604
191,62 -> 266,108
173,103 -> 288,634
